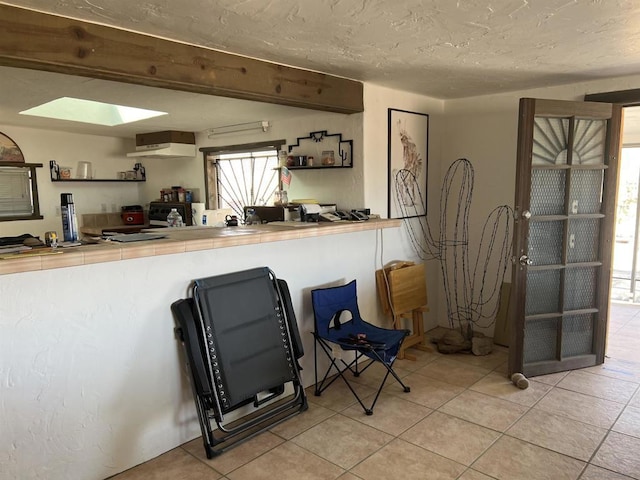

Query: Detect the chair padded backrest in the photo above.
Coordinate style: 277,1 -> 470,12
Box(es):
311,280 -> 363,335
194,267 -> 298,409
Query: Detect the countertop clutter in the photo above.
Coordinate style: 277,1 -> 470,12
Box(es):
0,219 -> 401,275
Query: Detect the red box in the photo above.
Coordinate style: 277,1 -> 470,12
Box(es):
121,205 -> 145,225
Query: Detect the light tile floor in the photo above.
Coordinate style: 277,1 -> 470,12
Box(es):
110,302 -> 640,480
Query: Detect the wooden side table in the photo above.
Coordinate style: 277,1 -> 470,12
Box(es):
375,262 -> 430,360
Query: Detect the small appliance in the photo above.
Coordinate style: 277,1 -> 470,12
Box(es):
121,205 -> 145,225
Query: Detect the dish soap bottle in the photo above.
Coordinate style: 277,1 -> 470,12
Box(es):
60,193 -> 79,242
167,208 -> 184,227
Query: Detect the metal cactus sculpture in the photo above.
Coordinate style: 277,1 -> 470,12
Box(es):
393,158 -> 512,339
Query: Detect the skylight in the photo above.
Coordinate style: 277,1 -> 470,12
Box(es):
20,97 -> 167,126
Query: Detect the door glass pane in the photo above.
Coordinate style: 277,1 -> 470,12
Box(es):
561,313 -> 594,357
533,117 -> 569,165
524,317 -> 558,363
567,218 -> 600,263
564,266 -> 598,311
573,119 -> 606,165
530,169 -> 566,215
569,169 -> 604,214
526,270 -> 561,315
528,220 -> 563,265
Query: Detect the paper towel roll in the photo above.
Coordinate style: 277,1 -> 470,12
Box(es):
191,203 -> 206,226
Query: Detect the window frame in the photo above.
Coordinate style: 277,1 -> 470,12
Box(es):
0,162 -> 43,222
200,139 -> 285,211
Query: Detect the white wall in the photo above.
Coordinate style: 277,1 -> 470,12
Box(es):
362,83 -> 445,332
0,125 -> 143,239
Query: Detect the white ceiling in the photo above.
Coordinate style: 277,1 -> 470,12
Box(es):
2,0 -> 640,138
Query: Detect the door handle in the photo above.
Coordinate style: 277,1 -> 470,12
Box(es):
519,255 -> 532,266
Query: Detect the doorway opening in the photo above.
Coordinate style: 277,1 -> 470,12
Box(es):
608,106 -> 640,365
612,142 -> 640,303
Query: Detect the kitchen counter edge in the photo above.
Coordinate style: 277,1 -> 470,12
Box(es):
0,219 -> 402,276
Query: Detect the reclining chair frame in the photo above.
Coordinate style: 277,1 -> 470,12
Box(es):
172,267 -> 307,458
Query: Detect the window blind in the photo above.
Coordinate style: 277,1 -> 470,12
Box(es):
0,167 -> 33,216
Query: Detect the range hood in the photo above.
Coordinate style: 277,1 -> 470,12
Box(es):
127,142 -> 196,159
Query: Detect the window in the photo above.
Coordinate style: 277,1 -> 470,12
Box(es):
202,140 -> 285,218
0,163 -> 43,221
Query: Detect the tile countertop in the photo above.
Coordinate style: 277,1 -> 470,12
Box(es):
0,219 -> 402,276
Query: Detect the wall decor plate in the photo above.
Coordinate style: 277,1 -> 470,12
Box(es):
0,131 -> 25,163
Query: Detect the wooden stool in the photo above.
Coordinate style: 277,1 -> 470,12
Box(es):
376,262 -> 430,360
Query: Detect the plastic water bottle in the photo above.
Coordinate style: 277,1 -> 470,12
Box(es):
167,208 -> 183,227
245,208 -> 261,225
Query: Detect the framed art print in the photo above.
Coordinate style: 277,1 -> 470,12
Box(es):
387,108 -> 428,219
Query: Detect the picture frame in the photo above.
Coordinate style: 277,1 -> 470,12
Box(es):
387,108 -> 428,219
0,131 -> 25,163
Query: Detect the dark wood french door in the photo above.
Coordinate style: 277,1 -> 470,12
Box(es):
509,98 -> 622,377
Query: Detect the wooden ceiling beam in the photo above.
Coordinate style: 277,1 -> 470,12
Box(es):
0,4 -> 363,114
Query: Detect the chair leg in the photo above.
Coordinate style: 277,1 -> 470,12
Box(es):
314,336 -> 411,415
314,336 -> 348,395
384,359 -> 411,393
314,337 -> 362,396
313,337 -> 380,414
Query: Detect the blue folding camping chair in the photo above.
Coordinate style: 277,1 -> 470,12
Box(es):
311,279 -> 410,415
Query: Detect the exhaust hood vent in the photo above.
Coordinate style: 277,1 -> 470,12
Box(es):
126,142 -> 196,159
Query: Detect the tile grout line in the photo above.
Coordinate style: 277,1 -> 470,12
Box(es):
180,340 -> 639,479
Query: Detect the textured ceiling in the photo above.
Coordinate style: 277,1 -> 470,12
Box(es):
3,1 -> 640,139
4,0 -> 640,99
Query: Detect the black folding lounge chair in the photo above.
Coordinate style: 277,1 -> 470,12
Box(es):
312,279 -> 410,415
172,267 -> 307,458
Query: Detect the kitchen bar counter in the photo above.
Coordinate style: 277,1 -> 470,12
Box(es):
0,219 -> 401,275
1,216 -> 416,480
